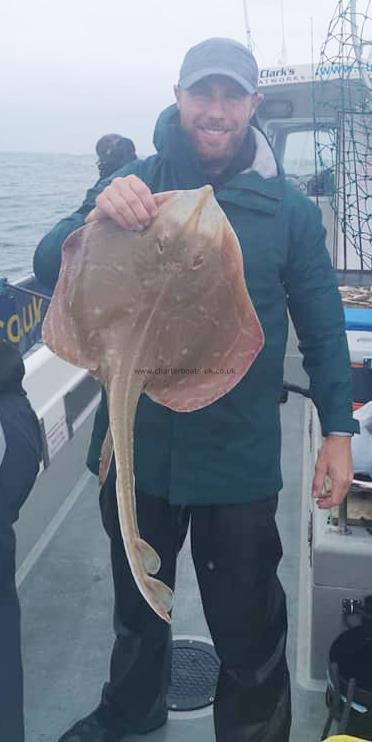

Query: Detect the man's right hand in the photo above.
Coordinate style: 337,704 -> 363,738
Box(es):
85,174 -> 161,231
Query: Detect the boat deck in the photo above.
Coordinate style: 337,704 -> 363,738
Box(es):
18,392 -> 329,742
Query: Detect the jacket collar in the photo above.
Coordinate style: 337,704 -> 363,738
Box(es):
247,128 -> 278,180
217,127 -> 284,210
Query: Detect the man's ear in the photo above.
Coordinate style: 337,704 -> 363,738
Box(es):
174,84 -> 181,108
252,93 -> 264,114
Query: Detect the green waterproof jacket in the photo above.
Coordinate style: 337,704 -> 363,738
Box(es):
34,105 -> 358,505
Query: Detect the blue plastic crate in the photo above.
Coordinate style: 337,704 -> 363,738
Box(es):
344,307 -> 372,332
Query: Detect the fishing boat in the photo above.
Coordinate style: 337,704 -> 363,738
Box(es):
1,7 -> 371,739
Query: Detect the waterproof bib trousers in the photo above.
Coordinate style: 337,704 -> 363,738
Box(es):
97,471 -> 291,742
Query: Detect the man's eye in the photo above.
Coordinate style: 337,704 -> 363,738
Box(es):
192,89 -> 209,98
227,91 -> 245,100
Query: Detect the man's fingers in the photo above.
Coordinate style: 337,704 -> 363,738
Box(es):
315,476 -> 351,509
312,462 -> 326,498
112,175 -> 158,222
315,487 -> 337,509
95,185 -> 144,231
95,194 -> 135,230
312,460 -> 334,507
128,177 -> 159,218
85,204 -> 124,226
123,186 -> 154,227
85,208 -> 98,223
312,437 -> 353,510
316,490 -> 344,509
92,175 -> 159,230
86,176 -> 165,231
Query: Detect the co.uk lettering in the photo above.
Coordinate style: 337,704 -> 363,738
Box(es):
0,296 -> 43,343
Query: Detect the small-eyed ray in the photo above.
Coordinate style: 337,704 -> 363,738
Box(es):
42,186 -> 264,623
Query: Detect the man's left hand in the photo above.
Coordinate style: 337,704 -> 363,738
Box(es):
312,435 -> 353,510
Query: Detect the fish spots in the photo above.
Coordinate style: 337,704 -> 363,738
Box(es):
156,238 -> 165,254
181,348 -> 188,356
192,254 -> 204,269
93,307 -> 102,316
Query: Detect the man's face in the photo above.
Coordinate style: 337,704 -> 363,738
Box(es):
174,75 -> 263,171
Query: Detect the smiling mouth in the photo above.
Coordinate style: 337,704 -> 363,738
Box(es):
198,127 -> 230,137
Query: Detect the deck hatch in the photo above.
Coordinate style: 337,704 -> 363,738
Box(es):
167,639 -> 220,711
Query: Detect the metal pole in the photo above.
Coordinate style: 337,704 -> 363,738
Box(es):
242,0 -> 252,50
350,0 -> 372,92
338,495 -> 351,534
311,17 -> 320,210
280,0 -> 287,65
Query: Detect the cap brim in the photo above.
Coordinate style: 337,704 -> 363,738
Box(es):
179,66 -> 257,95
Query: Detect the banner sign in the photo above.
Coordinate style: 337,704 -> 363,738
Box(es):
258,62 -> 372,87
0,277 -> 51,356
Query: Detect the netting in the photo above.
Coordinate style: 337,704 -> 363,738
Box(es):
314,0 -> 372,270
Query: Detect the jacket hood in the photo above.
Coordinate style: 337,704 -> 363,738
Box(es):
152,104 -> 180,153
152,103 -> 279,180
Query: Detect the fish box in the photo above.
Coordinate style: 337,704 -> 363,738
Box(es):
345,308 -> 372,410
297,396 -> 372,688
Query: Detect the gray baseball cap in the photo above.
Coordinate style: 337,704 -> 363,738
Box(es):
178,38 -> 259,95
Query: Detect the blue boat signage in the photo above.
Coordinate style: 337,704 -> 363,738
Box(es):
0,277 -> 51,355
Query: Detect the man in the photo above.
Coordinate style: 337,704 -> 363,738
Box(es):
34,38 -> 358,742
95,134 -> 137,180
0,340 -> 42,742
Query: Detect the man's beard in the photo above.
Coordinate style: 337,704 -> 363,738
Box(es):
196,134 -> 246,175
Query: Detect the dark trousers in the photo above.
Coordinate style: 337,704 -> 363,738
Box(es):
0,395 -> 41,742
98,476 -> 291,741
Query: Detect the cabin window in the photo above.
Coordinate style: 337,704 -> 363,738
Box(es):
283,128 -> 335,196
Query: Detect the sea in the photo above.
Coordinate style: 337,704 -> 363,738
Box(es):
0,152 -> 98,282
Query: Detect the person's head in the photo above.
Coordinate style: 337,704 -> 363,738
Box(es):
0,339 -> 25,393
96,134 -> 137,179
174,38 -> 263,173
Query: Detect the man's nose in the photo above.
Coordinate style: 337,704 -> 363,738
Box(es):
205,94 -> 227,117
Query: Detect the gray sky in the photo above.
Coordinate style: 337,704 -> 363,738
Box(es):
0,0 -> 340,154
